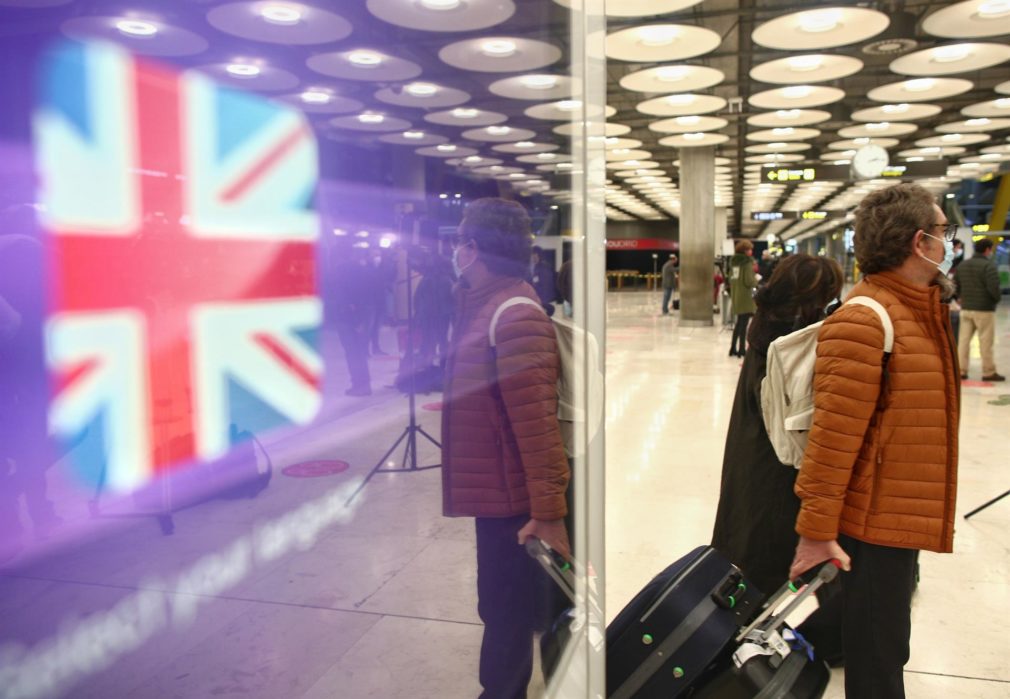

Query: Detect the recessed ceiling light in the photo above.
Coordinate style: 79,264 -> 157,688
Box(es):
515,141 -> 535,148
348,50 -> 383,67
300,89 -> 331,104
940,133 -> 963,142
358,113 -> 385,124
881,103 -> 910,114
637,26 -> 679,47
666,94 -> 696,106
933,45 -> 971,63
464,156 -> 482,163
555,100 -> 581,111
259,4 -> 302,25
405,82 -> 439,97
115,19 -> 158,37
480,39 -> 517,57
978,1 -> 1010,18
922,146 -> 941,153
451,108 -> 479,119
965,117 -> 991,126
768,141 -> 788,148
403,131 -> 425,139
420,0 -> 461,9
520,75 -> 558,90
537,153 -> 556,160
657,66 -> 689,82
487,125 -> 511,135
772,127 -> 795,135
980,153 -> 1003,159
775,109 -> 802,119
509,173 -> 526,179
782,85 -> 812,99
787,55 -> 823,72
995,98 -> 1010,109
903,78 -> 935,93
855,137 -> 871,144
683,132 -> 705,141
866,122 -> 890,131
798,8 -> 842,33
226,63 -> 260,77
675,116 -> 701,126
557,163 -> 573,169
437,144 -> 457,152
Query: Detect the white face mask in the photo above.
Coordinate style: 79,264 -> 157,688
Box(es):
452,245 -> 473,278
921,232 -> 954,276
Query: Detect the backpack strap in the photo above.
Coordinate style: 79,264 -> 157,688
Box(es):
489,296 -> 545,348
846,296 -> 894,354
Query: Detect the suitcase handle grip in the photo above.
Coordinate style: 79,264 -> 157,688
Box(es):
735,559 -> 841,644
788,558 -> 841,592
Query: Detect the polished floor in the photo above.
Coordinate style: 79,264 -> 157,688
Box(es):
2,290 -> 1008,698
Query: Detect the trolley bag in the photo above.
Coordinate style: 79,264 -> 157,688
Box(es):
605,546 -> 763,699
694,561 -> 838,699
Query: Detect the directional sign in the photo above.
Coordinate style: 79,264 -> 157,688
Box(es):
763,160 -> 948,183
751,210 -> 847,221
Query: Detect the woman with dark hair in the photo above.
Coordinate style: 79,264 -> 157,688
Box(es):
728,239 -> 758,357
711,253 -> 844,594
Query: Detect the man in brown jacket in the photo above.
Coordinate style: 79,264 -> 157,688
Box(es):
789,183 -> 959,698
441,198 -> 570,698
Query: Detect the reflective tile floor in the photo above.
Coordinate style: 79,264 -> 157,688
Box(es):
2,290 -> 1007,698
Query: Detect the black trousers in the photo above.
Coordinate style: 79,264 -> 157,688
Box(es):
799,535 -> 919,699
475,515 -> 566,699
731,312 -> 752,354
336,321 -> 370,390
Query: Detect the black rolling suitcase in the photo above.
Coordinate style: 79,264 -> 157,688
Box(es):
528,541 -> 834,699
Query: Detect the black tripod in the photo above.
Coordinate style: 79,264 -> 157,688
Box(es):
963,489 -> 1009,520
346,249 -> 440,505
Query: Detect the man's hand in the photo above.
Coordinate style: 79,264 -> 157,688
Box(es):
518,518 -> 571,560
789,536 -> 851,581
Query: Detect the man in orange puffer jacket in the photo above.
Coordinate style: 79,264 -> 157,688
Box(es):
789,183 -> 960,699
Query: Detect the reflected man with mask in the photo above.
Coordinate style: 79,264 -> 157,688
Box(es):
441,198 -> 570,698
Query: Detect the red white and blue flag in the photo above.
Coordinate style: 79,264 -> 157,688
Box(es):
34,41 -> 323,493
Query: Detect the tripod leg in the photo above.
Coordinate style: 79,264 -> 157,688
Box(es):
963,489 -> 1010,520
417,425 -> 441,449
344,427 -> 410,506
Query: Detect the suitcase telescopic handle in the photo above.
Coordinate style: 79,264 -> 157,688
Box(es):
735,559 -> 841,644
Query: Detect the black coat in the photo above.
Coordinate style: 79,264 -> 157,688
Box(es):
711,320 -> 802,594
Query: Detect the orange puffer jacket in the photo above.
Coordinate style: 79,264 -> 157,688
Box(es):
441,275 -> 569,520
795,271 -> 960,553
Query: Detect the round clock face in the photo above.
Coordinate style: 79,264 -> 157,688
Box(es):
852,145 -> 889,179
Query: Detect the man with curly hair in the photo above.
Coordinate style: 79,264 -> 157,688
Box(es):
789,183 -> 960,698
441,198 -> 570,697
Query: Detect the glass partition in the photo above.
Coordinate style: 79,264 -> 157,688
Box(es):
0,1 -> 606,697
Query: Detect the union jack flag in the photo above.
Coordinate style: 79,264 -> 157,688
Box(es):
34,41 -> 323,493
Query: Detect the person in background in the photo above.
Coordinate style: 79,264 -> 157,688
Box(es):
789,183 -> 960,699
728,240 -> 758,357
334,247 -> 373,397
949,238 -> 965,273
530,245 -> 558,315
661,253 -> 678,315
757,248 -> 777,284
442,198 -> 570,698
954,238 -> 1003,381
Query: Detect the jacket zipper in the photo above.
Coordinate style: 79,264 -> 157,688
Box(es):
939,305 -> 957,548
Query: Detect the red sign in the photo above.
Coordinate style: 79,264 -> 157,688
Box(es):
605,238 -> 678,251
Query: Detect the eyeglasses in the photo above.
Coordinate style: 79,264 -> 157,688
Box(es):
450,234 -> 472,250
929,223 -> 958,242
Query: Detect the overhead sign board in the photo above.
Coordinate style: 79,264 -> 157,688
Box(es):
751,210 -> 847,221
763,159 -> 948,183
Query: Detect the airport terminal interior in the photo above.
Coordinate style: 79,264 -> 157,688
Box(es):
1,1 -> 1009,697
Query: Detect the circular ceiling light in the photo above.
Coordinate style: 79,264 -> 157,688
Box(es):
452,107 -> 479,118
556,100 -> 581,111
941,133 -> 964,141
683,132 -> 706,141
405,82 -> 439,97
480,39 -> 517,57
515,141 -> 535,148
656,66 -> 689,81
259,4 -> 302,25
358,113 -> 385,124
465,155 -> 483,163
799,8 -> 842,33
772,127 -> 794,135
115,19 -> 158,37
866,122 -> 890,130
676,116 -> 701,125
904,78 -> 934,92
419,0 -> 461,9
487,125 -> 511,135
667,94 -> 696,106
978,0 -> 1010,17
300,89 -> 331,104
436,144 -> 457,152
776,109 -> 802,119
226,63 -> 260,77
965,117 -> 991,126
520,75 -> 558,90
403,130 -> 425,139
882,103 -> 910,114
782,85 -> 812,99
348,50 -> 383,66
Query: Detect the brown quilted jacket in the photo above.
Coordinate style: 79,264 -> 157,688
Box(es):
441,275 -> 569,520
795,271 -> 960,553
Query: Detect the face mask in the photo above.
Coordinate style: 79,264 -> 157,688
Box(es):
452,245 -> 473,278
921,232 -> 954,275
